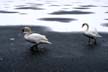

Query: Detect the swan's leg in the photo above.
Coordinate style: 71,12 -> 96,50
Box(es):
88,38 -> 90,44
91,38 -> 97,45
88,37 -> 92,45
94,38 -> 97,45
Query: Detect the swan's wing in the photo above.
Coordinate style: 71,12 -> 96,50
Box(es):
84,31 -> 95,37
87,31 -> 102,37
94,28 -> 98,33
84,31 -> 102,38
25,34 -> 41,43
92,29 -> 102,37
26,33 -> 51,44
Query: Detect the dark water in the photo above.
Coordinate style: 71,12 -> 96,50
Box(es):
0,26 -> 108,72
0,0 -> 108,71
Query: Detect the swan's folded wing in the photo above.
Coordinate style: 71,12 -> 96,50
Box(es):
89,31 -> 102,37
84,31 -> 101,38
27,33 -> 49,43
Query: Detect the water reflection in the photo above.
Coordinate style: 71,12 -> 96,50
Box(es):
30,45 -> 48,55
50,5 -> 60,6
102,6 -> 108,7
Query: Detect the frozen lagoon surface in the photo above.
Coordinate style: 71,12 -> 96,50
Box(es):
0,0 -> 108,32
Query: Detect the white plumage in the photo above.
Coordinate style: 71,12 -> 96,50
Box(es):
24,33 -> 51,44
82,23 -> 102,45
83,30 -> 101,38
22,27 -> 51,51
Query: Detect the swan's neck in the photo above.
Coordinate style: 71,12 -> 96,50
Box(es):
24,32 -> 31,39
85,24 -> 89,31
24,32 -> 32,37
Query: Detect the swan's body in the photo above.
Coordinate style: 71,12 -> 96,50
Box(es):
22,27 -> 51,51
24,33 -> 51,44
82,23 -> 101,45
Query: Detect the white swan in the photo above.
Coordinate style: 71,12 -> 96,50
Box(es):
22,27 -> 51,51
82,23 -> 102,45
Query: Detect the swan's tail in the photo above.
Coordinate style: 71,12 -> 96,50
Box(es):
94,28 -> 102,37
41,40 -> 52,44
97,34 -> 102,37
46,41 -> 52,44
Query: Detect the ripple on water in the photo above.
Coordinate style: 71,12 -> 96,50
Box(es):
15,6 -> 44,10
49,10 -> 94,15
73,7 -> 90,10
105,12 -> 108,13
39,18 -> 77,23
101,23 -> 108,27
26,3 -> 43,6
0,10 -> 19,14
102,6 -> 108,7
104,19 -> 108,20
80,5 -> 97,7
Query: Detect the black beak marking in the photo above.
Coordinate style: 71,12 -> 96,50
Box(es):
22,29 -> 24,32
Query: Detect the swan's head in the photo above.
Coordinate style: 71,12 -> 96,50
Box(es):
82,23 -> 89,31
82,23 -> 88,27
22,27 -> 32,34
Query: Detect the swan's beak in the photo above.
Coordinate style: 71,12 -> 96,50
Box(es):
82,24 -> 85,28
22,29 -> 24,32
48,41 -> 52,44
